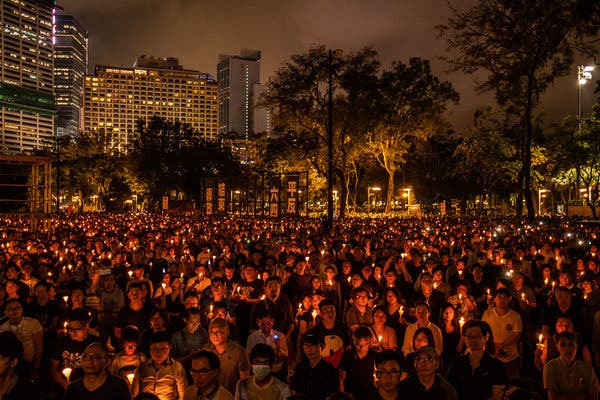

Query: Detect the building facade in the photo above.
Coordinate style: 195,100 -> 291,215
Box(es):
83,56 -> 218,153
217,49 -> 264,138
54,13 -> 88,137
0,0 -> 55,154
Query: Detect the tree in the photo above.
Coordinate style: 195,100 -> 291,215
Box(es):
369,58 -> 459,213
261,46 -> 380,218
132,116 -> 242,209
439,0 -> 599,219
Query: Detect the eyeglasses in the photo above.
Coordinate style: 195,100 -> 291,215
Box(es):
376,369 -> 400,377
415,355 -> 436,363
191,368 -> 214,374
82,355 -> 105,362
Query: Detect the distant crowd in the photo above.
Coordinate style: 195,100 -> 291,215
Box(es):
0,214 -> 599,400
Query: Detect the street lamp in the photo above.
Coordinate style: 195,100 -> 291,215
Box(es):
538,189 -> 549,216
326,49 -> 343,230
578,65 -> 594,132
368,187 -> 381,213
402,188 -> 412,209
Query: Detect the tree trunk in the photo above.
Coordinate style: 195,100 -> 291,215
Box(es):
524,90 -> 535,221
336,168 -> 347,219
516,164 -> 524,218
385,169 -> 395,214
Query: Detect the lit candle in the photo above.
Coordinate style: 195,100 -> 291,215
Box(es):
378,335 -> 383,344
128,270 -> 133,278
399,306 -> 404,319
62,367 -> 72,381
536,333 -> 545,350
538,333 -> 543,344
347,276 -> 351,283
126,373 -> 134,385
209,304 -> 214,313
260,294 -> 266,300
521,293 -> 525,301
297,303 -> 302,314
311,310 -> 318,321
459,317 -> 465,330
544,278 -> 549,285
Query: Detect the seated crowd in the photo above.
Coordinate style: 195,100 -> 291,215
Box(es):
0,214 -> 599,400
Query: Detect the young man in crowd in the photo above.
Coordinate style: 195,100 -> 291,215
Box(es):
234,343 -> 290,400
184,350 -> 233,400
398,346 -> 458,400
291,331 -> 338,400
374,350 -> 403,400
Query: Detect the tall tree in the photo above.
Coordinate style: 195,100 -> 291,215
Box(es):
261,46 -> 379,218
439,0 -> 599,219
369,58 -> 458,213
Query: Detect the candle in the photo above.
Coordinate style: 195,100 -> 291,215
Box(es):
538,334 -> 543,344
209,304 -> 214,313
126,373 -> 134,385
458,270 -> 463,276
63,295 -> 69,303
544,278 -> 549,285
378,335 -> 383,344
486,288 -> 491,297
536,333 -> 545,351
297,303 -> 302,314
328,280 -> 333,286
305,256 -> 309,262
128,270 -> 133,278
161,283 -> 166,290
347,276 -> 351,283
62,367 -> 72,381
311,310 -> 318,321
458,294 -> 463,301
260,294 -> 266,300
459,317 -> 465,330
399,306 -> 404,319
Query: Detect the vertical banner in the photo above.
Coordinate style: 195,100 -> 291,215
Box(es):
162,196 -> 169,210
269,188 -> 279,217
205,187 -> 213,215
287,178 -> 298,215
217,182 -> 226,213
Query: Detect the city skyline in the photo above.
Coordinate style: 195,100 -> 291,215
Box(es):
60,0 -> 597,132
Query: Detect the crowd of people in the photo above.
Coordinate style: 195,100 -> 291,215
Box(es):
0,213 -> 599,400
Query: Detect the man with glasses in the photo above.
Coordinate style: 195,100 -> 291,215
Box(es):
345,287 -> 374,333
446,320 -> 507,400
64,342 -> 131,400
398,346 -> 458,399
184,350 -> 233,400
374,350 -> 403,400
202,318 -> 250,394
131,332 -> 187,400
49,308 -> 101,393
291,331 -> 338,400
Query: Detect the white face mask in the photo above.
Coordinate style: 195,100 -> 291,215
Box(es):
252,364 -> 270,380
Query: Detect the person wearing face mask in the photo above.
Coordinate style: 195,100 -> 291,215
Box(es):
234,343 -> 290,400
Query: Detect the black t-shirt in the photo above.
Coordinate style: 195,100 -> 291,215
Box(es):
63,374 -> 132,400
309,321 -> 350,368
29,299 -> 60,329
249,295 -> 294,333
291,358 -> 339,400
398,374 -> 458,400
446,353 -> 507,400
115,303 -> 155,331
49,335 -> 102,382
339,350 -> 376,400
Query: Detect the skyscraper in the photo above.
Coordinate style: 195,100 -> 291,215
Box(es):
0,0 -> 55,154
83,56 -> 218,153
54,12 -> 88,137
217,49 -> 264,138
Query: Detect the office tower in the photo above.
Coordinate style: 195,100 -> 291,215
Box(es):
54,13 -> 88,137
217,49 -> 265,138
83,55 -> 218,153
0,0 -> 55,153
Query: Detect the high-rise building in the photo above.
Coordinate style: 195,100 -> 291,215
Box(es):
0,0 -> 55,154
217,49 -> 266,138
54,13 -> 88,137
83,55 -> 218,153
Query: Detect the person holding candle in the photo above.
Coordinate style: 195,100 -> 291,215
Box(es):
344,287 -> 373,333
446,320 -> 507,400
307,299 -> 350,368
369,306 -> 397,352
398,346 -> 458,400
246,313 -> 288,382
338,326 -> 376,400
170,308 -> 208,372
110,327 -> 147,381
114,283 -> 155,342
249,277 -> 294,341
64,342 -> 131,400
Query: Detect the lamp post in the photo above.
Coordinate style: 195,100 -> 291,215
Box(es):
368,187 -> 381,214
576,65 -> 593,201
326,49 -> 343,231
402,188 -> 412,210
538,189 -> 549,216
578,65 -> 594,132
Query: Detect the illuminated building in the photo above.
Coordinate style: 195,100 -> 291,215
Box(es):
54,13 -> 88,137
217,49 -> 267,137
83,55 -> 218,153
0,0 -> 55,154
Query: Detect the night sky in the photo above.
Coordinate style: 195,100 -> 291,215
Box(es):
60,0 -> 596,131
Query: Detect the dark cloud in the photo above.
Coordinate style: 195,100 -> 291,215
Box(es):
59,0 -> 594,131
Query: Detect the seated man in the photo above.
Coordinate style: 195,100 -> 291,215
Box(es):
398,346 -> 458,400
291,332 -> 338,400
543,331 -> 600,400
132,332 -> 187,400
184,350 -> 233,400
374,350 -> 403,400
235,343 -> 290,400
